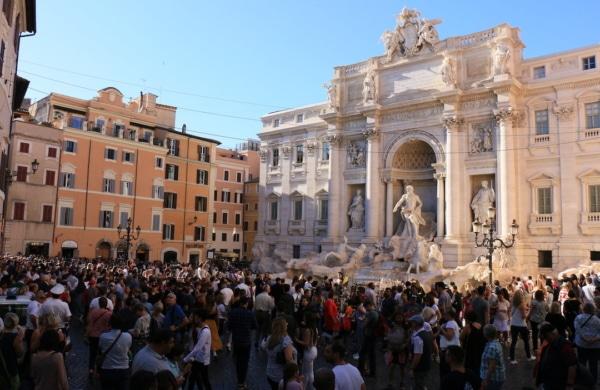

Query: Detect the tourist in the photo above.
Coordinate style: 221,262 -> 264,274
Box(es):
39,283 -> 71,332
439,308 -> 460,379
358,301 -> 378,378
480,324 -> 505,390
313,367 -> 335,390
563,289 -> 581,341
535,323 -> 577,390
255,284 -> 275,346
279,362 -> 304,390
527,289 -> 548,352
132,329 -> 175,374
573,302 -> 600,384
263,317 -> 297,390
460,310 -> 485,375
384,311 -> 407,388
440,345 -> 481,390
545,301 -> 568,338
470,285 -> 490,326
23,290 -> 46,373
324,342 -> 365,390
228,296 -> 256,388
408,314 -> 433,390
97,314 -> 132,390
29,312 -> 65,353
492,288 -> 510,344
509,290 -> 533,364
162,293 -> 189,342
86,296 -> 112,375
0,313 -> 25,390
30,329 -> 69,390
184,309 -> 212,390
297,311 -> 318,390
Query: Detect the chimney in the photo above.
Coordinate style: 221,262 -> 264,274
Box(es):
182,123 -> 187,133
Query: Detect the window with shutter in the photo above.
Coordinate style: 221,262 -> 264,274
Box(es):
152,214 -> 161,231
235,214 -> 241,225
222,212 -> 228,224
45,171 -> 56,186
16,166 -> 27,182
60,207 -> 73,226
537,187 -> 552,214
19,142 -> 29,153
13,202 -> 25,220
42,205 -> 53,223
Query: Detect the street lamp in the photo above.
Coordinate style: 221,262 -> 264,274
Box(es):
472,206 -> 519,286
117,217 -> 141,262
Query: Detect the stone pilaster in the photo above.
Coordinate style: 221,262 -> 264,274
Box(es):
363,127 -> 382,240
494,107 -> 519,237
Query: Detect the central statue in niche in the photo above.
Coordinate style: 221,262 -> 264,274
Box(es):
393,185 -> 426,238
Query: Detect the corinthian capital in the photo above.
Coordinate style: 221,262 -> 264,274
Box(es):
324,134 -> 344,146
362,128 -> 380,140
442,116 -> 464,131
494,107 -> 519,125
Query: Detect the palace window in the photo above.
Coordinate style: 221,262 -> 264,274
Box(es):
45,170 -> 56,186
591,251 -> 600,262
272,149 -> 279,167
273,119 -> 280,128
319,198 -> 329,220
224,170 -> 229,181
583,55 -> 596,71
13,202 -> 25,220
585,101 -> 600,129
100,210 -> 113,228
64,140 -> 77,153
47,147 -> 58,158
293,245 -> 301,259
535,109 -> 549,135
165,164 -> 179,180
236,172 -> 242,183
155,157 -> 163,168
152,214 -> 161,231
235,213 -> 241,225
68,116 -> 84,130
105,148 -> 117,161
233,233 -> 240,242
152,185 -> 164,199
42,205 -> 53,223
60,173 -> 75,188
296,114 -> 304,123
162,224 -> 175,240
537,187 -> 552,214
295,144 -> 304,164
321,142 -> 330,161
15,166 -> 27,182
119,211 -> 129,228
195,196 -> 207,212
18,142 -> 29,153
122,151 -> 135,163
533,66 -> 546,79
590,184 -> 600,213
221,233 -> 227,241
222,212 -> 228,224
167,139 -> 180,156
164,192 -> 177,209
293,198 -> 303,221
198,146 -> 210,162
59,207 -> 73,226
538,250 -> 552,268
194,226 -> 206,241
121,180 -> 134,196
196,169 -> 209,185
102,178 -> 116,193
270,200 -> 278,221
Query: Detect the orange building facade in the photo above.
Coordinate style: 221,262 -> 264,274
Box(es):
29,88 -> 219,263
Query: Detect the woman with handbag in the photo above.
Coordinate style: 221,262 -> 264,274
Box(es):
86,296 -> 112,376
263,317 -> 297,390
97,313 -> 132,390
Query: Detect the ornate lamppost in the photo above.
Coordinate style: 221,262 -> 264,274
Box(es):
472,206 -> 519,286
117,217 -> 141,262
5,159 -> 40,183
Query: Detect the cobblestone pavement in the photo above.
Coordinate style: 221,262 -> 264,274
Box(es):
67,318 -> 540,390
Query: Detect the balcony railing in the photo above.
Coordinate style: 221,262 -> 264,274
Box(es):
533,134 -> 550,144
535,214 -> 553,223
584,128 -> 600,139
587,212 -> 600,223
288,220 -> 305,235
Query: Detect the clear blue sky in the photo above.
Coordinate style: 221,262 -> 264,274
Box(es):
20,1 -> 599,147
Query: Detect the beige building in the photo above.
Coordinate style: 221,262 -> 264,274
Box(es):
5,117 -> 60,256
0,0 -> 36,240
257,8 -> 600,272
237,140 -> 260,260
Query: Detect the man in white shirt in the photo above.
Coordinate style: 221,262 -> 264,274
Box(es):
26,291 -> 45,332
184,309 -> 212,389
582,277 -> 596,304
324,342 -> 366,390
40,284 -> 71,329
90,287 -> 115,311
219,281 -> 234,306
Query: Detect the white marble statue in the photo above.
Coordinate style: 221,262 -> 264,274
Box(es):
322,83 -> 338,111
380,30 -> 400,63
347,189 -> 365,230
441,56 -> 457,88
428,243 -> 444,271
393,185 -> 426,238
362,65 -> 377,104
492,44 -> 511,76
471,181 -> 496,222
347,141 -> 366,168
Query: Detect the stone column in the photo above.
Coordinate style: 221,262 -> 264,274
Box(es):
494,108 -> 518,237
326,133 -> 344,242
443,116 -> 464,239
435,173 -> 445,239
385,178 -> 394,237
364,128 -> 381,240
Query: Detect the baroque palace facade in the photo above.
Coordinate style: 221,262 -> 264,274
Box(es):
255,9 -> 600,271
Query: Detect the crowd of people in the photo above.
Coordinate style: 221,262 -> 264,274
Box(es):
0,255 -> 598,390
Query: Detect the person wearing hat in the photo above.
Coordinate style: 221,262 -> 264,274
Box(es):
39,284 -> 71,332
408,314 -> 433,390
